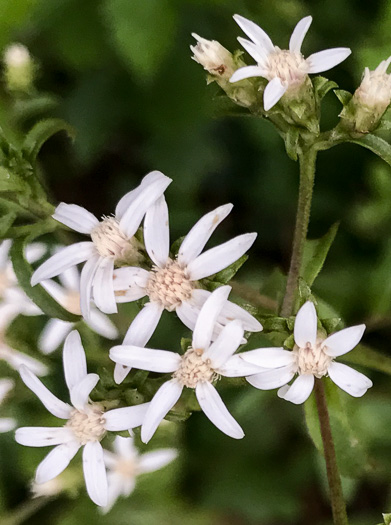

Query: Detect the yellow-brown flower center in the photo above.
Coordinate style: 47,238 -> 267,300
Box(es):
293,341 -> 332,378
66,404 -> 106,445
90,217 -> 140,262
172,348 -> 217,388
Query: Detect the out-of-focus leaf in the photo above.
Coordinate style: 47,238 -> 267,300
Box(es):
304,379 -> 370,478
341,344 -> 391,376
10,237 -> 79,322
301,222 -> 339,286
349,134 -> 391,167
0,211 -> 16,237
103,0 -> 177,82
334,89 -> 352,106
22,118 -> 75,165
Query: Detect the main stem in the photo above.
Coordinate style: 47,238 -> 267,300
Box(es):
314,380 -> 349,525
280,147 -> 317,317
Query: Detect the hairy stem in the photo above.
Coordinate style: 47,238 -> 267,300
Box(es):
314,380 -> 349,525
280,147 -> 317,316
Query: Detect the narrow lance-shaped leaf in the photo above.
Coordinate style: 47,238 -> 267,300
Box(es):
0,211 -> 16,238
301,222 -> 339,287
22,118 -> 75,165
10,237 -> 80,322
349,134 -> 391,167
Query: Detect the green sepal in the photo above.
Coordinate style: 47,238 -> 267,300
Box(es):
321,317 -> 342,334
22,118 -> 75,165
334,89 -> 353,106
170,235 -> 185,257
10,237 -> 80,322
180,337 -> 192,353
0,166 -> 30,193
284,127 -> 300,161
283,333 -> 295,349
260,316 -> 289,333
312,76 -> 338,102
301,222 -> 339,287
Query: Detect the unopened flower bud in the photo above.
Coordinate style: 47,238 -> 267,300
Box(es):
3,43 -> 35,93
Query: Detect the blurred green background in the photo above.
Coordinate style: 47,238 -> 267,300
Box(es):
1,0 -> 391,524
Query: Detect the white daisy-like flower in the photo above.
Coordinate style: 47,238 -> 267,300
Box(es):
15,330 -> 150,506
102,436 -> 177,513
355,56 -> 391,112
0,378 -> 16,433
110,286 -> 265,443
30,171 -> 172,319
230,15 -> 351,111
112,197 -> 262,384
243,301 -> 372,404
39,265 -> 118,355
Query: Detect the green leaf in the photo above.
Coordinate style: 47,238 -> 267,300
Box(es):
341,344 -> 391,376
349,134 -> 391,167
313,76 -> 338,101
22,118 -> 75,165
334,89 -> 353,106
284,127 -> 300,161
0,167 -> 29,193
301,222 -> 339,286
0,211 -> 16,237
10,237 -> 80,322
304,379 -> 369,478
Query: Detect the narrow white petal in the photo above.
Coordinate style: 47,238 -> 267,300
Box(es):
0,240 -> 11,267
176,299 -> 201,331
306,48 -> 351,74
59,265 -> 80,290
230,65 -> 266,83
328,362 -> 372,397
101,472 -> 125,514
114,363 -> 132,385
70,374 -> 99,410
104,403 -> 151,431
0,378 -> 14,402
219,299 -> 263,332
141,381 -> 183,443
205,320 -> 244,368
218,354 -> 266,377
63,330 -> 88,391
113,267 -> 149,302
192,286 -> 231,351
40,279 -> 67,305
31,242 -> 96,286
87,309 -> 119,340
83,441 -> 108,507
187,233 -> 257,281
233,14 -> 274,52
25,242 -> 46,264
322,324 -> 365,357
92,257 -> 117,314
178,204 -> 233,266
138,449 -> 178,474
119,172 -> 172,238
2,347 -> 48,376
237,37 -> 268,64
294,301 -> 317,348
35,441 -> 80,483
0,418 -> 16,432
289,16 -> 312,53
263,77 -> 288,111
110,346 -> 180,372
113,435 -> 137,459
15,426 -> 74,447
144,195 -> 170,267
124,302 -> 163,347
39,319 -> 72,355
19,365 -> 71,419
80,254 -> 101,319
241,348 -> 295,368
195,381 -> 244,439
53,203 -> 99,234
277,374 -> 314,404
246,365 -> 297,390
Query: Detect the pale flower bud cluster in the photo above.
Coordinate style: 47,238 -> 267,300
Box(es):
191,34 -> 236,80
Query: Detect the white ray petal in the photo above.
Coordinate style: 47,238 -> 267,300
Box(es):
176,298 -> 201,331
113,266 -> 149,301
113,435 -> 137,459
294,301 -> 317,348
70,374 -> 99,410
0,240 -> 11,268
263,77 -> 288,111
1,346 -> 48,376
277,374 -> 314,404
124,302 -> 163,347
328,362 -> 372,397
196,381 -> 244,439
233,14 -> 274,53
80,254 -> 101,319
40,279 -> 67,305
322,324 -> 365,357
187,233 -> 257,281
205,320 -> 244,368
86,309 -> 118,340
230,65 -> 266,83
237,37 -> 268,64
0,378 -> 14,402
306,47 -> 351,74
219,299 -> 263,332
246,365 -> 297,390
92,257 -> 117,314
31,242 -> 96,286
178,204 -> 233,266
53,203 -> 99,234
110,346 -> 181,373
19,365 -> 71,419
192,286 -> 231,351
104,403 -> 151,432
144,195 -> 170,267
0,418 -> 16,432
25,243 -> 46,264
101,472 -> 125,514
113,363 -> 132,385
35,441 -> 80,484
63,330 -> 88,391
241,348 -> 295,368
39,319 -> 72,355
83,441 -> 108,507
15,426 -> 74,447
138,449 -> 178,474
289,16 -> 312,53
141,381 -> 183,443
218,354 -> 266,377
59,265 -> 80,290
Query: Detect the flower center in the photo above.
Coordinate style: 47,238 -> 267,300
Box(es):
172,348 -> 217,388
90,217 -> 140,262
266,49 -> 308,85
145,259 -> 194,311
293,341 -> 332,378
66,404 -> 106,445
115,458 -> 137,478
63,290 -> 81,316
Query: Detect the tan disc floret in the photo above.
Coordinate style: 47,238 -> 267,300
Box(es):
66,404 -> 106,445
173,348 -> 217,388
266,49 -> 308,86
293,339 -> 332,378
90,217 -> 140,263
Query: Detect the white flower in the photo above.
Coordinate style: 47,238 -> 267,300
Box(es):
243,301 -> 372,404
15,330 -> 150,506
355,56 -> 391,111
0,378 -> 16,432
39,265 -> 118,354
102,436 -> 177,513
30,171 -> 172,319
190,34 -> 235,79
110,286 -> 265,443
111,198 -> 262,384
230,15 -> 351,111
